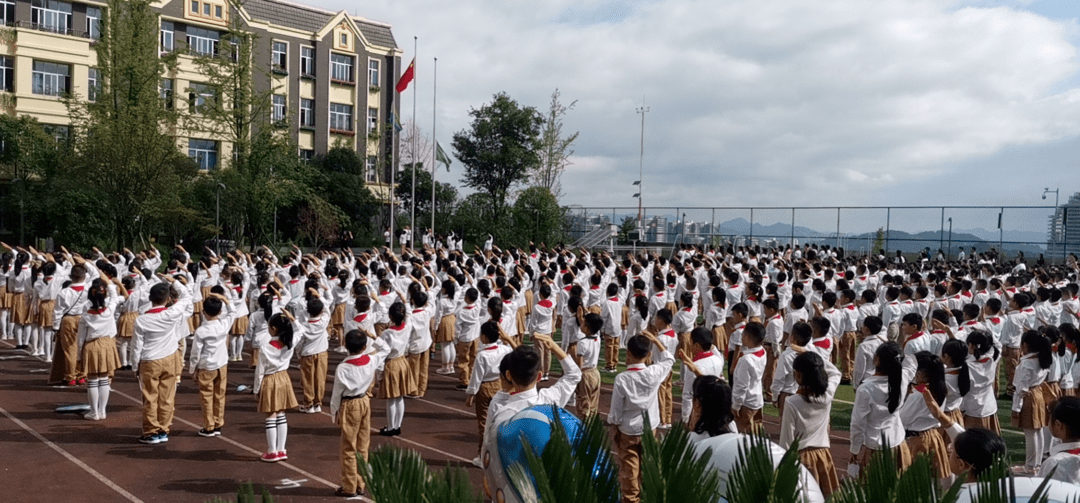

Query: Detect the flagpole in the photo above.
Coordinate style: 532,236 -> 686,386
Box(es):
431,56 -> 437,236
410,36 -> 417,247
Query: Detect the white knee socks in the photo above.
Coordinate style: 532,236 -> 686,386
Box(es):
43,329 -> 54,361
387,397 -> 405,429
265,416 -> 278,453
97,378 -> 110,418
28,326 -> 39,355
117,338 -> 130,367
441,344 -> 455,368
276,415 -> 288,453
87,379 -> 101,416
0,310 -> 9,338
1025,428 -> 1044,471
230,336 -> 244,360
14,324 -> 24,346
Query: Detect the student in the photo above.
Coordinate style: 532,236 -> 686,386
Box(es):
921,388 -> 1009,484
678,327 -> 725,424
852,316 -> 886,389
726,302 -> 749,373
1003,293 -> 1034,395
295,294 -> 330,414
962,330 -> 1001,434
625,294 -> 651,351
836,289 -> 859,382
406,288 -> 435,398
687,375 -> 734,443
940,339 -> 971,438
331,329 -> 391,498
227,271 -> 250,362
575,313 -> 604,418
731,321 -> 766,434
849,342 -> 917,471
608,331 -> 676,503
434,279 -> 458,376
1011,330 -> 1053,475
672,291 -> 696,352
34,261 -> 61,363
49,263 -> 93,386
705,287 -> 728,352
188,288 -> 237,436
378,302 -> 414,436
807,316 -> 833,362
651,308 -> 678,429
881,287 -> 903,342
76,278 -> 125,421
255,311 -> 299,462
762,298 -> 783,402
773,321 -> 812,417
899,352 -> 951,481
600,283 -> 625,372
454,287 -> 483,389
901,313 -> 933,357
1040,396 -> 1080,485
465,320 -> 516,465
780,351 -> 842,497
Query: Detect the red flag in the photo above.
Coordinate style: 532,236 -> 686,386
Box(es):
396,58 -> 415,93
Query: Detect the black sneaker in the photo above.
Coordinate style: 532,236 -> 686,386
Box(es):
198,428 -> 216,437
455,384 -> 467,390
156,432 -> 169,443
379,426 -> 396,437
138,434 -> 160,444
212,428 -> 222,436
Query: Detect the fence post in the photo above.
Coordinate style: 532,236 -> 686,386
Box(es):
940,207 -> 945,255
836,207 -> 841,250
791,208 -> 795,247
749,208 -> 754,243
885,207 -> 891,254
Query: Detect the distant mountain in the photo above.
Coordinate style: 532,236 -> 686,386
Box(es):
953,227 -> 1047,245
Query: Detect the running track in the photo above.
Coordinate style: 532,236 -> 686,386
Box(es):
0,340 -> 852,502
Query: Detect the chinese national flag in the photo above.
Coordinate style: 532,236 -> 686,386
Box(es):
395,58 -> 415,93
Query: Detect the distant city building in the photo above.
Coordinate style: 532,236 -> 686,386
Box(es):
1047,192 -> 1080,259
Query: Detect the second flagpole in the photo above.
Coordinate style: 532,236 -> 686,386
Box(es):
410,36 -> 417,248
431,57 -> 437,237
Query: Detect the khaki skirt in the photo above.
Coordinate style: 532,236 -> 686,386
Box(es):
230,315 -> 249,336
82,336 -> 120,376
258,370 -> 298,413
0,284 -> 7,309
378,356 -> 416,399
37,299 -> 56,329
1045,382 -> 1062,411
1015,381 -> 1050,429
117,311 -> 138,338
516,306 -> 528,335
905,428 -> 950,479
524,290 -> 534,316
799,447 -> 839,497
434,314 -> 456,343
11,292 -> 31,325
963,413 -> 1002,436
1063,387 -> 1077,397
859,441 -> 912,471
331,303 -> 346,328
664,302 -> 677,315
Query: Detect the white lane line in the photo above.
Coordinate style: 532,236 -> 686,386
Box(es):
0,403 -> 145,503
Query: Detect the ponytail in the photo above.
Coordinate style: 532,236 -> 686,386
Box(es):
942,339 -> 970,397
1022,330 -> 1053,370
968,330 -> 999,361
268,313 -> 294,349
258,291 -> 274,322
915,351 -> 947,406
875,342 -> 904,413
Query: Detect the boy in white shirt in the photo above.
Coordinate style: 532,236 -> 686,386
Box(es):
453,288 -> 482,390
608,330 -> 675,503
772,321 -> 812,417
732,321 -> 767,434
762,298 -> 783,402
188,291 -> 237,436
465,321 -> 517,464
600,283 -> 624,372
575,313 -> 604,417
330,330 -> 391,498
677,327 -> 725,423
651,308 -> 678,428
852,316 -> 886,389
528,283 -> 556,380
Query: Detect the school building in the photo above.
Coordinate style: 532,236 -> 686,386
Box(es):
0,0 -> 401,201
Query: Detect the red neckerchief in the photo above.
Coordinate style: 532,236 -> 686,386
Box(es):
269,340 -> 284,349
345,355 -> 371,366
812,338 -> 831,350
609,297 -> 619,302
749,348 -> 765,357
485,345 -> 499,351
391,323 -> 406,331
908,331 -> 925,341
413,308 -> 425,313
538,299 -> 553,308
662,329 -> 676,338
845,305 -> 856,311
87,308 -> 105,315
989,317 -> 1002,324
693,351 -> 713,362
1067,448 -> 1080,455
146,306 -> 167,314
308,318 -> 321,323
71,285 -> 85,292
353,314 -> 367,323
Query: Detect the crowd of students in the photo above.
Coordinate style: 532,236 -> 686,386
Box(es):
2,239 -> 1080,501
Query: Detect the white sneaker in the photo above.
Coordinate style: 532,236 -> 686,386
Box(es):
313,404 -> 322,414
658,423 -> 672,430
435,367 -> 453,375
83,412 -> 100,421
44,357 -> 53,363
471,456 -> 482,468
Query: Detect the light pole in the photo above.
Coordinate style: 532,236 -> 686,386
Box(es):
947,217 -> 952,261
1044,187 -> 1063,261
635,103 -> 648,234
215,183 -> 226,253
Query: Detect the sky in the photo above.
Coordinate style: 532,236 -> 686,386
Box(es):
311,0 -> 1080,234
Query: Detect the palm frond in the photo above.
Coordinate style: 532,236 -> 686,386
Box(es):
424,463 -> 482,503
723,433 -> 801,503
640,421 -> 723,503
358,444 -> 435,503
968,458 -> 1055,503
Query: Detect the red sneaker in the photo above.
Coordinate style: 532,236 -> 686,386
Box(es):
77,378 -> 87,385
66,380 -> 77,387
260,452 -> 279,463
277,451 -> 287,460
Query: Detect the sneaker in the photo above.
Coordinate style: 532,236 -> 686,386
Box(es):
379,426 -> 396,436
334,487 -> 357,498
313,404 -> 322,414
77,378 -> 87,385
198,428 -> 216,437
64,380 -> 77,387
260,452 -> 280,463
277,451 -> 288,461
455,384 -> 468,391
138,434 -> 160,444
156,433 -> 169,443
540,375 -> 550,382
435,367 -> 453,375
335,347 -> 348,354
44,358 -> 52,363
471,456 -> 482,468
212,428 -> 222,436
658,423 -> 672,430
83,411 -> 100,421
298,405 -> 315,414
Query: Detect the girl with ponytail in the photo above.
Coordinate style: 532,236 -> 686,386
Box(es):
849,341 -> 917,472
962,330 -> 1002,434
900,351 -> 951,480
940,339 -> 971,432
1012,330 -> 1053,475
1059,323 -> 1080,397
255,310 -> 299,462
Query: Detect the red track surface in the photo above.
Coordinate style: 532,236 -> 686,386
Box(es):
0,340 -> 852,502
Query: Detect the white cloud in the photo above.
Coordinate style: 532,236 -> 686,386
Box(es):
324,0 -> 1080,209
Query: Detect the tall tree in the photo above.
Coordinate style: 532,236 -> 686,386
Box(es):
64,0 -> 194,249
533,89 -> 578,198
395,166 -> 458,233
452,92 -> 543,230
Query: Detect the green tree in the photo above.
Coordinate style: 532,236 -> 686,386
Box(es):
314,146 -> 382,245
511,186 -> 565,247
533,88 -> 578,198
395,164 -> 459,233
452,92 -> 544,234
0,115 -> 68,246
873,227 -> 886,255
617,215 -> 638,244
64,0 -> 194,249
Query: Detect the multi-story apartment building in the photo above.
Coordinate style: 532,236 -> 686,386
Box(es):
1046,192 -> 1080,260
2,0 -> 400,200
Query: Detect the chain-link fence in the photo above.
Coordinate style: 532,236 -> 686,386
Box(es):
565,205 -> 1077,263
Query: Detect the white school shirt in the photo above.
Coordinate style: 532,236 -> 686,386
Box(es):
131,287 -> 193,368
808,336 -> 833,361
771,347 -> 800,398
899,386 -> 940,432
671,308 -> 695,335
52,281 -> 92,330
902,331 -> 934,358
779,360 -> 841,450
600,295 -> 623,338
484,354 -> 581,444
849,355 -> 918,454
1065,351 -> 1080,392
294,309 -> 330,357
705,302 -> 727,329
732,346 -> 766,411
881,300 -> 902,329
254,335 -> 298,394
454,303 -> 482,343
608,350 -> 675,436
189,303 -> 238,373
76,293 -> 124,356
764,314 -> 784,346
727,323 -> 746,353
681,350 -> 725,423
962,352 -> 999,418
943,367 -> 964,412
466,342 -> 511,395
650,328 -> 679,364
577,336 -> 601,370
528,297 -> 555,335
407,305 -> 434,355
783,307 -> 809,336
1038,441 -> 1080,486
343,305 -> 375,335
927,330 -> 948,356
853,333 -> 887,389
379,321 -> 411,363
1012,354 -> 1049,413
330,339 -> 391,416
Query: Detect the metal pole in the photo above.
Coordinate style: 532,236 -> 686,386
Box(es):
791,208 -> 795,247
636,104 -> 648,232
410,36 -> 417,244
999,208 -> 1004,260
836,207 -> 841,250
940,207 -> 944,256
885,207 -> 891,255
947,217 -> 952,260
430,56 -> 437,235
749,208 -> 754,243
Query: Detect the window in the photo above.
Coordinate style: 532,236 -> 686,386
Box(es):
367,107 -> 378,134
271,94 -> 286,122
368,59 -> 379,87
300,46 -> 315,77
32,60 -> 70,96
0,0 -> 14,26
299,149 -> 314,162
32,0 -> 72,34
272,41 -> 287,72
340,33 -> 347,46
202,2 -> 210,16
188,138 -> 218,170
190,0 -> 197,12
0,57 -> 12,93
160,21 -> 174,52
187,26 -> 219,56
330,53 -> 353,83
160,78 -> 173,108
214,5 -> 222,18
86,6 -> 100,40
366,156 -> 377,183
329,103 -> 352,132
87,68 -> 99,102
42,124 -> 69,144
188,82 -> 215,113
300,98 -> 314,128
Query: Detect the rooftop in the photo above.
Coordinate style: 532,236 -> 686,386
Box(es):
241,0 -> 397,49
